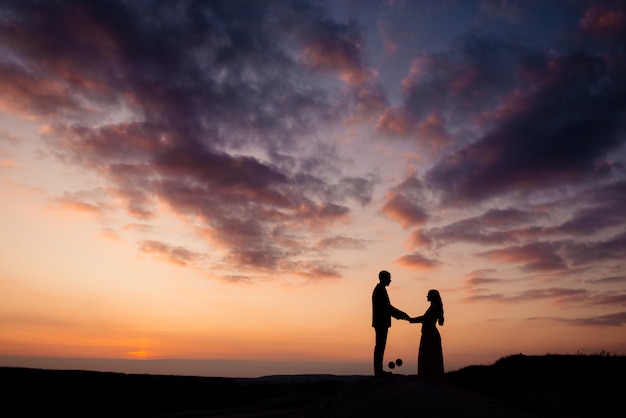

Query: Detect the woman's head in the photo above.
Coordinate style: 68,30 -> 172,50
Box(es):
427,289 -> 444,325
427,289 -> 441,304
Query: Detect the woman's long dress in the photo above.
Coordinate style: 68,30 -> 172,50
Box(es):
417,305 -> 444,384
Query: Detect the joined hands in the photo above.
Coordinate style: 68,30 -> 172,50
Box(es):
399,313 -> 422,323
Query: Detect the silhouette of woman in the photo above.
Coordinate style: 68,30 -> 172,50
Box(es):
409,289 -> 444,384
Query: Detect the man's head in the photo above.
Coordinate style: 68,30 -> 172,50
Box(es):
378,270 -> 391,286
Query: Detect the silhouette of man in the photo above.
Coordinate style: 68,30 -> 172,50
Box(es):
372,270 -> 409,376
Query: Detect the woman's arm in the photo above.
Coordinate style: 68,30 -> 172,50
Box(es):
409,316 -> 423,323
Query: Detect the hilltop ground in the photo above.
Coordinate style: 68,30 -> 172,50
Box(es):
1,354 -> 624,417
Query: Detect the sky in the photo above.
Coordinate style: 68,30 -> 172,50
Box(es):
1,0 -> 625,378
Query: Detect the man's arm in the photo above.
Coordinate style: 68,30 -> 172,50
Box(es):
389,305 -> 410,320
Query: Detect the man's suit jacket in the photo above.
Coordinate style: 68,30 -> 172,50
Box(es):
372,283 -> 406,328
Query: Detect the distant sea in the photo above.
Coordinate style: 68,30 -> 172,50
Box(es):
0,356 -> 374,378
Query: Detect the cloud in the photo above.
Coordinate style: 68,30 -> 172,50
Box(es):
580,3 -> 626,40
378,8 -> 626,275
427,100 -> 625,203
406,30 -> 626,204
376,106 -> 414,137
478,0 -> 526,26
466,284 -> 626,310
400,35 -> 524,129
0,0 -> 379,279
479,242 -> 568,272
315,235 -> 367,251
394,252 -> 439,270
404,228 -> 432,250
51,191 -> 109,216
555,180 -> 626,236
464,277 -> 504,286
506,287 -> 589,304
463,292 -> 504,302
301,31 -> 373,86
0,61 -> 86,119
353,85 -> 389,117
416,112 -> 450,154
470,227 -> 626,274
3,1 -> 625,288
422,207 -> 540,248
1,159 -> 17,169
586,276 -> 626,285
381,193 -> 428,228
288,261 -> 342,280
465,268 -> 497,277
565,231 -> 626,266
466,286 -> 590,305
589,292 -> 626,306
529,311 -> 626,327
0,127 -> 18,143
138,240 -> 204,267
381,170 -> 428,228
421,180 -> 626,263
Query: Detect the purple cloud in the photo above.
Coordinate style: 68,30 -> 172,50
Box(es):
464,277 -> 505,286
565,231 -> 626,266
586,276 -> 626,285
0,0 -> 379,278
381,170 -> 428,228
478,241 -> 568,272
529,311 -> 626,327
3,0 -> 625,288
421,207 -> 539,248
394,251 -> 440,271
393,16 -> 626,204
555,181 -> 626,236
590,292 -> 626,306
465,287 -> 589,305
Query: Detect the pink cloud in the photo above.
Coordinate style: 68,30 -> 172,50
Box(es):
301,37 -> 372,86
401,54 -> 437,93
0,64 -> 83,119
138,240 -> 203,267
381,170 -> 428,230
1,159 -> 17,169
479,242 -> 567,272
382,192 -> 428,228
375,106 -> 414,137
379,25 -> 397,56
404,228 -> 432,250
529,311 -> 626,327
290,262 -> 342,280
590,293 -> 626,306
292,202 -> 351,228
394,252 -> 439,270
447,67 -> 482,97
507,287 -> 589,304
465,287 -> 589,306
354,86 -> 389,116
416,112 -> 450,154
580,4 -> 626,39
315,235 -> 367,251
586,276 -> 626,285
464,277 -> 504,286
51,192 -> 109,216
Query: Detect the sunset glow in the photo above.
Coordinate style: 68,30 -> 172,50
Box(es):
1,0 -> 625,378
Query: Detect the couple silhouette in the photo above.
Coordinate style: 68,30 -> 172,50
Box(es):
372,270 -> 445,384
